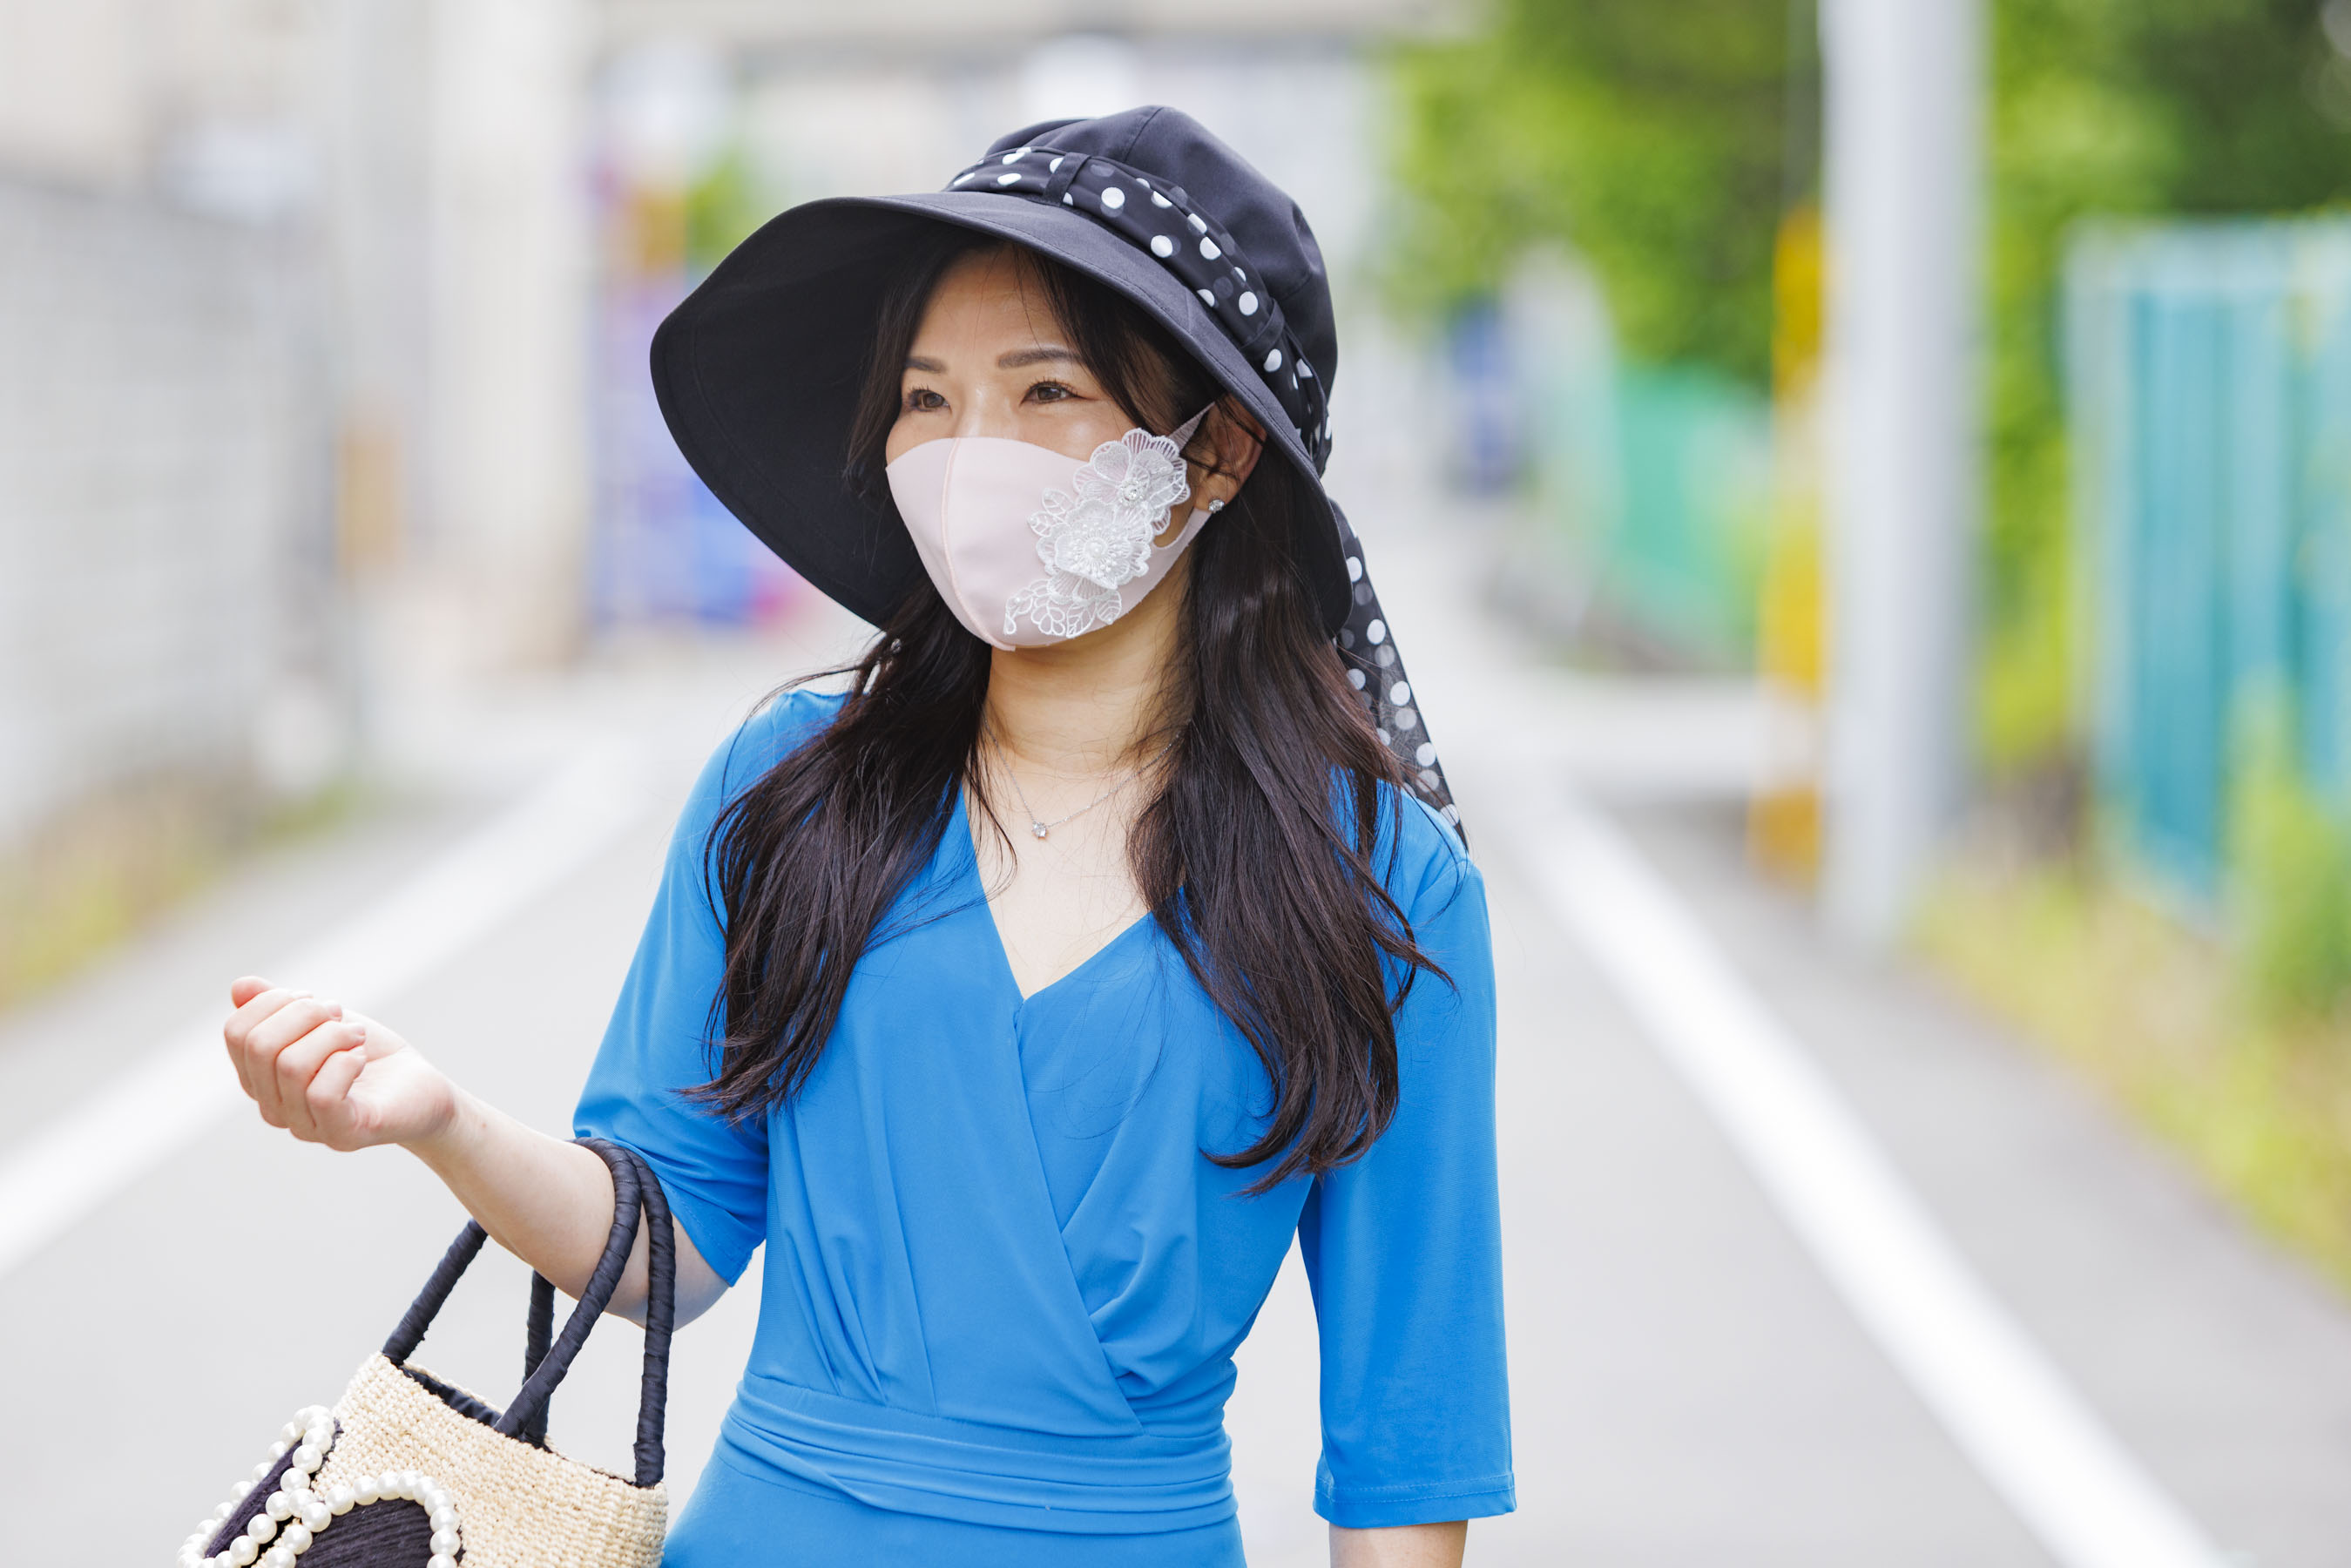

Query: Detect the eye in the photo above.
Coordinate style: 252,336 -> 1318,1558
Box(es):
903,388 -> 946,413
1026,381 -> 1076,404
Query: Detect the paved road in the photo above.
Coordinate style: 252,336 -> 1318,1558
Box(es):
6,545 -> 2351,1565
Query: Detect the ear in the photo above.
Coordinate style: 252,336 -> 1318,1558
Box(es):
1186,398 -> 1266,510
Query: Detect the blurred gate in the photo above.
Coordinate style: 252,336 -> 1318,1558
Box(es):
2066,220 -> 2351,895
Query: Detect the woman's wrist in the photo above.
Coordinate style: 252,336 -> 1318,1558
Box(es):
399,1080 -> 483,1172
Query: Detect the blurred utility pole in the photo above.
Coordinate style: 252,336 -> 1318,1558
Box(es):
425,0 -> 591,667
322,0 -> 590,679
1817,0 -> 1982,944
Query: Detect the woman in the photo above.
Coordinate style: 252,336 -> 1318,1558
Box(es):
220,107 -> 1510,1566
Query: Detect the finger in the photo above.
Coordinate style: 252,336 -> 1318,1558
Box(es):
293,1024 -> 371,1146
273,1017 -> 366,1139
264,1010 -> 355,1138
223,986 -> 311,1100
242,997 -> 346,1126
304,1044 -> 371,1148
224,985 -> 313,1063
229,975 -> 274,1010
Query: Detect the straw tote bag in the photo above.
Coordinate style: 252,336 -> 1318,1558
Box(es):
174,1139 -> 677,1568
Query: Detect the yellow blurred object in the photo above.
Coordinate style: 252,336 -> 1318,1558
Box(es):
618,185 -> 688,279
1751,205 -> 1826,881
336,414 -> 405,576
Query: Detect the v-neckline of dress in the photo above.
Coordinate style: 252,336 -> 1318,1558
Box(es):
954,787 -> 1156,1007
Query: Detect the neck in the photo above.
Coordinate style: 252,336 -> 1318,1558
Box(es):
982,562 -> 1187,776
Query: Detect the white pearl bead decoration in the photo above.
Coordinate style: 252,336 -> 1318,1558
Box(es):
180,1404 -> 467,1568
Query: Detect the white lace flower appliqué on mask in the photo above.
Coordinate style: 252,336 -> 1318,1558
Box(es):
1003,427 -> 1192,639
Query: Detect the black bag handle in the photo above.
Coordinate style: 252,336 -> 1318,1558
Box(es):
382,1137 -> 675,1487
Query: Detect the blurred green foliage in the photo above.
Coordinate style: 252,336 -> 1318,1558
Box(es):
2231,702 -> 2351,1016
1386,0 -> 1812,388
686,147 -> 772,273
1390,0 -> 2351,773
1921,846 -> 2351,1294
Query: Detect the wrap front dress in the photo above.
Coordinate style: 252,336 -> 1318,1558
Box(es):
575,692 -> 1514,1565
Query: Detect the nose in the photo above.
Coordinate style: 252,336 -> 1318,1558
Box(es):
944,387 -> 1028,443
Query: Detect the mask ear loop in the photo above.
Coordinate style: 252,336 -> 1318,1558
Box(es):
1154,403 -> 1224,551
1165,404 -> 1214,449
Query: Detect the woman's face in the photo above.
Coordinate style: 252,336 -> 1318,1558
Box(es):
883,249 -> 1138,467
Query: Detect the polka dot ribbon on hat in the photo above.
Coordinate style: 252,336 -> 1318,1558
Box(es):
949,145 -> 1332,469
946,146 -> 1459,830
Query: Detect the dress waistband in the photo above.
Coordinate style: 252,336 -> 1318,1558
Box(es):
719,1375 -> 1235,1535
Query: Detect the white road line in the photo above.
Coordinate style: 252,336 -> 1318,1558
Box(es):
1523,792 -> 2228,1568
0,743 -> 648,1281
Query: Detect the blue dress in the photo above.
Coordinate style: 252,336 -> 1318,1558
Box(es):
575,692 -> 1513,1565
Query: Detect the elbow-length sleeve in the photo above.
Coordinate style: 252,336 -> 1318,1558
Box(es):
1295,804 -> 1515,1528
573,693 -> 834,1284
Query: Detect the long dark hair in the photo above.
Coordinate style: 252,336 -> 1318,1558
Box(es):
698,228 -> 1444,1190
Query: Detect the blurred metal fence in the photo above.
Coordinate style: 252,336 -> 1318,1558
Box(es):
2066,220 -> 2351,895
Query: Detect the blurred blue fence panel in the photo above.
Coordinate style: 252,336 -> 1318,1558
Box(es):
2067,221 -> 2351,895
1487,259 -> 1773,667
1607,367 -> 1773,661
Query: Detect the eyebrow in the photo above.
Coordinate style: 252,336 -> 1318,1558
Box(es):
998,346 -> 1082,369
902,347 -> 1084,374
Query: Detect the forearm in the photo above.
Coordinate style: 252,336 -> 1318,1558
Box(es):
403,1088 -> 723,1326
405,1091 -> 625,1302
222,979 -> 727,1325
1330,1522 -> 1467,1568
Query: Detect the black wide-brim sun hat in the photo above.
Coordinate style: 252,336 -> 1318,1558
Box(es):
652,105 -> 1352,631
651,105 -> 1456,818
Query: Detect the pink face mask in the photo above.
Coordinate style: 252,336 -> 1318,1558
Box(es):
886,409 -> 1214,649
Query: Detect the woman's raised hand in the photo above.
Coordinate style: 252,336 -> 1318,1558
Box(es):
222,977 -> 457,1152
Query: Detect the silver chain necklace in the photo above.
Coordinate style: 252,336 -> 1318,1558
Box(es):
994,741 -> 1169,841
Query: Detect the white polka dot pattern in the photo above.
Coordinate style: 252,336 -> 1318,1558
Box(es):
942,145 -> 1454,821
942,145 -> 1333,475
1326,510 -> 1456,821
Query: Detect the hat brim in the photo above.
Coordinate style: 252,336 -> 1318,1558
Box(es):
650,193 -> 1351,634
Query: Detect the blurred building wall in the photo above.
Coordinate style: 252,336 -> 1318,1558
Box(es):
0,0 -> 594,997
0,0 -> 338,998
0,184 -> 327,844
0,0 -> 1435,998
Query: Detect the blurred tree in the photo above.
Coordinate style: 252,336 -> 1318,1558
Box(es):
685,146 -> 771,274
1394,0 -> 2351,786
1387,0 -> 1813,388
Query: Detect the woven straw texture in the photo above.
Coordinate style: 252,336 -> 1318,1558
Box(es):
316,1354 -> 667,1568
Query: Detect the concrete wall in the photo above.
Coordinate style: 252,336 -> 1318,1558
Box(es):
0,178 -> 333,992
